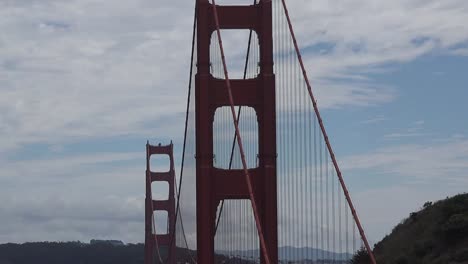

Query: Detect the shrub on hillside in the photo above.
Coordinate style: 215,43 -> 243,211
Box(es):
453,248 -> 468,262
442,213 -> 468,242
350,247 -> 371,264
412,239 -> 434,257
395,255 -> 409,264
441,195 -> 468,219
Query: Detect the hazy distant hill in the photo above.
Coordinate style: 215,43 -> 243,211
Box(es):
0,241 -> 247,264
0,241 -> 350,264
370,193 -> 468,264
0,241 -> 143,264
218,246 -> 352,262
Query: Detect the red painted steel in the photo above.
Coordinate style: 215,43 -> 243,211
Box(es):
145,142 -> 176,264
280,1 -> 377,263
195,0 -> 277,263
211,0 -> 271,263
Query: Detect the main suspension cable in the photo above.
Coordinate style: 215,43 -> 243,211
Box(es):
168,1 -> 199,263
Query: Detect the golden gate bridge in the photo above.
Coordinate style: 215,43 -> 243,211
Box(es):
145,0 -> 376,263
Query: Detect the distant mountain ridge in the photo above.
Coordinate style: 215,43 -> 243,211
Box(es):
0,242 -> 245,264
217,246 -> 352,261
0,242 -> 143,264
0,241 -> 352,263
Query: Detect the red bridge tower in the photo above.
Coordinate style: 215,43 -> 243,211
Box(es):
145,142 -> 176,264
195,0 -> 278,263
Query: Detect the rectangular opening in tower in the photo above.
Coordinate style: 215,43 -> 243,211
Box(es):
152,181 -> 169,201
215,0 -> 255,5
152,210 -> 169,235
214,199 -> 260,261
213,106 -> 258,169
210,29 -> 259,79
149,154 -> 170,173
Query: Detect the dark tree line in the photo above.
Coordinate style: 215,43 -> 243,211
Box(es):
0,242 -> 253,264
0,242 -> 144,264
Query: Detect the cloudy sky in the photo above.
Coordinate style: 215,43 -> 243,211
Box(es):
1,0 -> 468,247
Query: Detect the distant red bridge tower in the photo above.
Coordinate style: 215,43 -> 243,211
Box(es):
145,142 -> 176,264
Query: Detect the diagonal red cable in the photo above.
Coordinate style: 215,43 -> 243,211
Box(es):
210,1 -> 271,263
280,1 -> 377,263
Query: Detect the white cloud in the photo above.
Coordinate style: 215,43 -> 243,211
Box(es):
383,132 -> 426,139
360,115 -> 387,125
413,120 -> 425,126
0,152 -> 141,181
0,151 -> 167,244
383,119 -> 427,139
275,0 -> 468,116
1,0 -> 468,245
285,0 -> 468,69
0,194 -> 145,243
341,138 -> 468,182
0,0 -> 193,153
450,47 -> 468,56
313,81 -> 396,109
2,0 -> 467,154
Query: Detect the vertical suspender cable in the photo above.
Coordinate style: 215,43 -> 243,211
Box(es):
320,120 -> 324,262
314,110 -> 318,262
292,28 -> 298,261
326,148 -> 330,260
309,85 -> 314,262
339,176 -> 342,256
277,0 -> 285,259
346,202 -> 349,255
302,66 -> 308,262
280,1 -> 377,263
285,7 -> 291,260
354,220 -> 357,254
332,163 -> 336,263
282,13 -> 287,254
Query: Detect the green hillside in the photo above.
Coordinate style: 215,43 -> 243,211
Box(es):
368,193 -> 468,264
